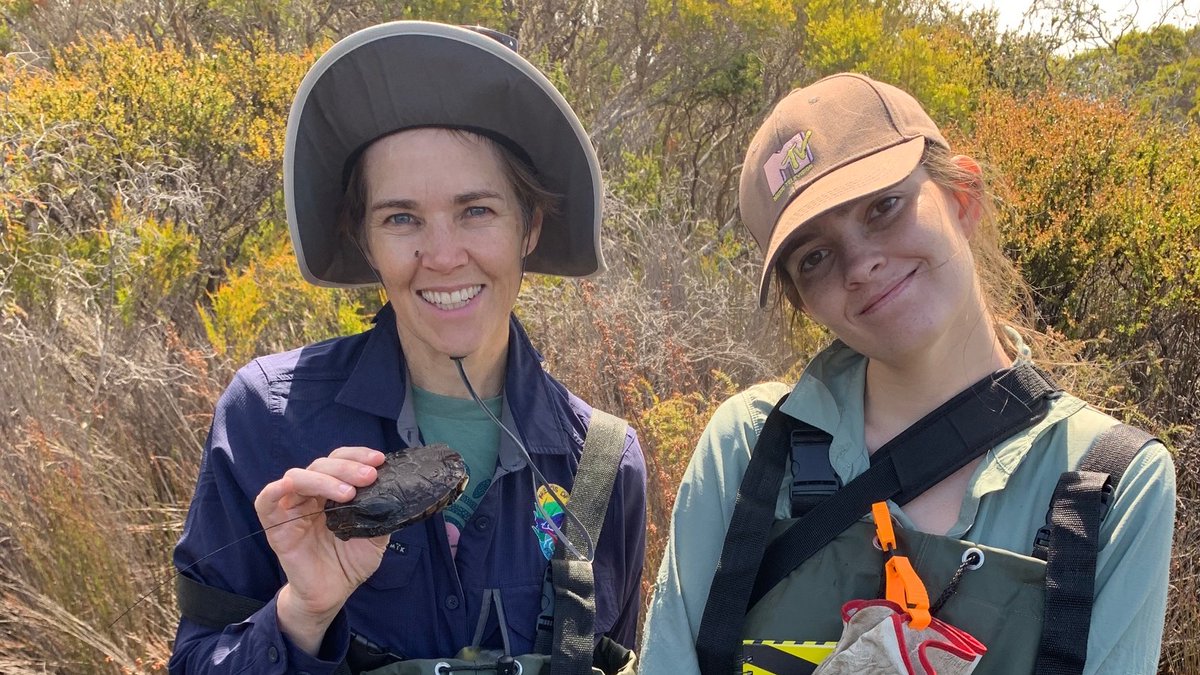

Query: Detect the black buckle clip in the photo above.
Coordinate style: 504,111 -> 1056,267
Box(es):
1033,525 -> 1052,558
789,428 -> 839,516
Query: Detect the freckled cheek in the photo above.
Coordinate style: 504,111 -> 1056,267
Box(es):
367,234 -> 422,262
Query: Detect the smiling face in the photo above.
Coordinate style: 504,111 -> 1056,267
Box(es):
359,128 -> 540,381
779,164 -> 987,366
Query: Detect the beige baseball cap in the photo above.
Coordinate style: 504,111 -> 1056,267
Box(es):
738,73 -> 949,307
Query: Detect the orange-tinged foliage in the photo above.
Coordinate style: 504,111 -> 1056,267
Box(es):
970,90 -> 1200,332
966,88 -> 1200,436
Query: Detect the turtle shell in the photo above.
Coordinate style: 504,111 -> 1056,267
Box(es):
325,443 -> 468,540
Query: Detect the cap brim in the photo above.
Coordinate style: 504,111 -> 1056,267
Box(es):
285,21 -> 603,287
756,137 -> 925,307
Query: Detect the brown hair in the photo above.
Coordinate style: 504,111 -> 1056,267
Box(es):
770,143 -> 1038,358
336,128 -> 561,256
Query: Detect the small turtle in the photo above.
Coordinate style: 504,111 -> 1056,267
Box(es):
325,443 -> 468,540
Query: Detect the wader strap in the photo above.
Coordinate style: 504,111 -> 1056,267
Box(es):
532,408 -> 628,675
1034,424 -> 1153,675
695,395 -> 794,675
696,363 -> 1058,675
790,424 -> 838,517
755,364 -> 1056,602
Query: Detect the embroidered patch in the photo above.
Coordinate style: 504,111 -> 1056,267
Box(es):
763,130 -> 815,201
532,484 -> 570,560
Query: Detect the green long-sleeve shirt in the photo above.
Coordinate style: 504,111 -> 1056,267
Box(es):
641,340 -> 1176,675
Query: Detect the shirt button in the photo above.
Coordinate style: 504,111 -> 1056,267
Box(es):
267,646 -> 279,662
445,594 -> 461,610
474,515 -> 491,531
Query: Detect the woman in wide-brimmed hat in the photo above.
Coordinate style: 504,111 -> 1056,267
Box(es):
170,22 -> 645,675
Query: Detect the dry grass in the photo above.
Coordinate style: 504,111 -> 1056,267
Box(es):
1160,429 -> 1200,674
0,297 -> 215,674
2,191 -> 1197,673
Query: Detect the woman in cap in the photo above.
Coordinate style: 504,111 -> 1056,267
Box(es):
641,73 -> 1175,674
170,22 -> 645,675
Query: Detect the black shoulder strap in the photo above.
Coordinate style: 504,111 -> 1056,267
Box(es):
755,364 -> 1057,603
695,363 -> 1059,675
694,395 -> 795,675
1034,423 -> 1154,675
535,408 -> 628,675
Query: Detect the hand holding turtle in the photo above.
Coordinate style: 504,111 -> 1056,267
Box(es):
254,445 -> 389,655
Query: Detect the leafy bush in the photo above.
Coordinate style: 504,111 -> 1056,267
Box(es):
968,89 -> 1200,422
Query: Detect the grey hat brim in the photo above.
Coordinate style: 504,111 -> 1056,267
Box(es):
284,21 -> 604,288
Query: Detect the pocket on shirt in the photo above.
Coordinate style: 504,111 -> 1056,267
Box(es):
593,567 -> 618,635
363,534 -> 425,590
501,566 -> 620,642
498,580 -> 544,648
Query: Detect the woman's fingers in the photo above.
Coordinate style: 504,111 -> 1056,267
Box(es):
325,446 -> 386,466
255,447 -> 386,517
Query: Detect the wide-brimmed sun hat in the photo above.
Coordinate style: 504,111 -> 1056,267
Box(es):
738,72 -> 949,307
285,21 -> 604,287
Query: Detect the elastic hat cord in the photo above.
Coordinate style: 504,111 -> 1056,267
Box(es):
349,207 -> 587,560
452,357 -> 595,562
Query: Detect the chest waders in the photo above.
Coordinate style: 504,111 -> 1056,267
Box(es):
694,364 -> 1154,675
176,410 -> 636,675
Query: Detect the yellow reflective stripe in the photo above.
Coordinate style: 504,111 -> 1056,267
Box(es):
741,640 -> 837,667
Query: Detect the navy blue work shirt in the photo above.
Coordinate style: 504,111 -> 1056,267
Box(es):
169,305 -> 647,674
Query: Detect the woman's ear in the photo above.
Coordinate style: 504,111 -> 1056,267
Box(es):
950,154 -> 983,236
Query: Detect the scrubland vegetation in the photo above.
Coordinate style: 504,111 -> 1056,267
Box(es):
1,0 -> 1197,672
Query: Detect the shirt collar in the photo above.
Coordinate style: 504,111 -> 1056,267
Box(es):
777,330 -> 1067,491
336,303 -> 576,456
779,340 -> 870,482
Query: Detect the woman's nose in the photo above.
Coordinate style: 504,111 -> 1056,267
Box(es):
842,235 -> 886,287
418,221 -> 468,271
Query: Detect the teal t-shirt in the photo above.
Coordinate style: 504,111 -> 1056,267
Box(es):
410,386 -> 501,536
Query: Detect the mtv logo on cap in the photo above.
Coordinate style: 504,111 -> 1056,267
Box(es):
764,131 -> 814,200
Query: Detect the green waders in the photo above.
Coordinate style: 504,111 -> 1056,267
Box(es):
695,363 -> 1153,675
741,520 -> 1046,675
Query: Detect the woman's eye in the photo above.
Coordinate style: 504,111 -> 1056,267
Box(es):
464,205 -> 491,218
798,249 -> 828,273
871,196 -> 900,219
385,213 -> 415,226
